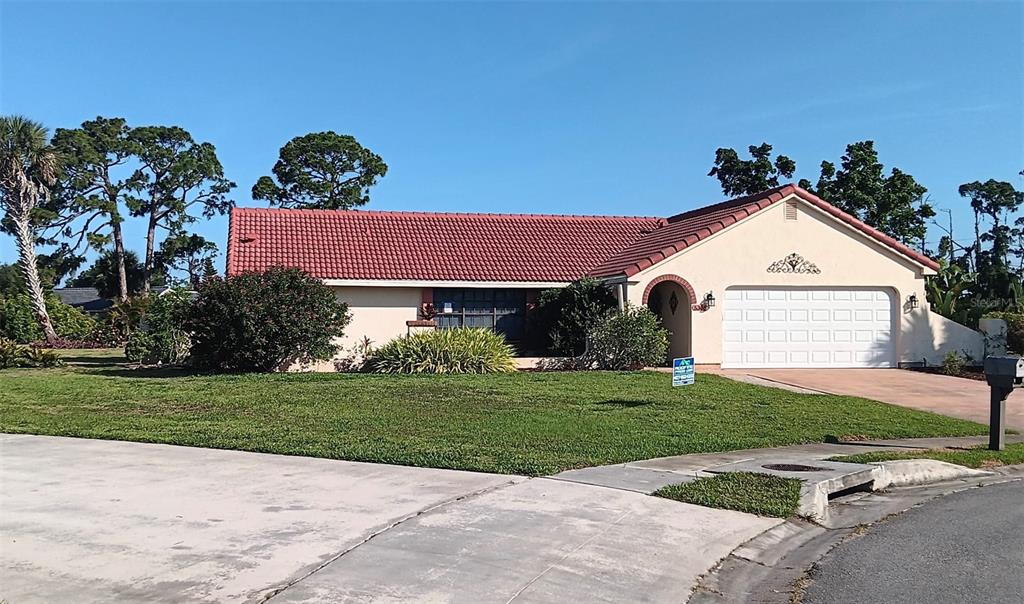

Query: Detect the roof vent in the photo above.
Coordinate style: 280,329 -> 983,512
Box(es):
785,200 -> 798,221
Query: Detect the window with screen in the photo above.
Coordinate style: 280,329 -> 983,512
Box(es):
433,288 -> 528,340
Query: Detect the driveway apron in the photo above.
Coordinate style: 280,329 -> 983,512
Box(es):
716,368 -> 1024,430
0,435 -> 777,603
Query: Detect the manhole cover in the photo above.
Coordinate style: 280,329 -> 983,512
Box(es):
761,463 -> 829,472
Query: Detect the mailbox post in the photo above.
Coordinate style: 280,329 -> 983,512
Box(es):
982,356 -> 1024,451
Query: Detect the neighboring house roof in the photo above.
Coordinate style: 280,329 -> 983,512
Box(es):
53,285 -> 177,312
589,184 -> 940,277
226,185 -> 939,282
52,287 -> 114,313
227,208 -> 663,282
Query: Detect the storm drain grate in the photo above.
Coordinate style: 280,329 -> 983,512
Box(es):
761,463 -> 829,472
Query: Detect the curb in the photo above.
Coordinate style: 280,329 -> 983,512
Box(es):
689,468 -> 1024,604
798,459 -> 995,521
870,459 -> 994,490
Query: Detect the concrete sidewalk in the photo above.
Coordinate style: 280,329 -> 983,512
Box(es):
0,434 -> 778,603
550,434 -> 1024,494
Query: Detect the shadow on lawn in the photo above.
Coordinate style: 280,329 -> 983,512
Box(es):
594,399 -> 654,409
61,354 -> 125,366
89,366 -> 204,379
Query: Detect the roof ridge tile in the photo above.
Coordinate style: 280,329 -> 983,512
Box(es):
230,206 -> 660,221
227,184 -> 939,280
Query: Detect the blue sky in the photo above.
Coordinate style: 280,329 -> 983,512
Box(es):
1,1 -> 1021,277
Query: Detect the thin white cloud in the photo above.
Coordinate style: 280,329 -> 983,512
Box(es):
724,80 -> 936,125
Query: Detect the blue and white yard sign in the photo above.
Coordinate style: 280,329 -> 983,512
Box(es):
672,357 -> 695,387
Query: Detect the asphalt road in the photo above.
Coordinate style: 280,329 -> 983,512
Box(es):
804,479 -> 1024,604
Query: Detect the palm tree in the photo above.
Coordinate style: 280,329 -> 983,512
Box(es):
0,116 -> 59,344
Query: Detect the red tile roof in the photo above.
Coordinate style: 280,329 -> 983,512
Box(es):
589,184 -> 939,276
226,185 -> 939,281
227,208 -> 663,282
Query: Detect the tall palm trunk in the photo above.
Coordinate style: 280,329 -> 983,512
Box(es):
12,212 -> 57,344
1,115 -> 60,344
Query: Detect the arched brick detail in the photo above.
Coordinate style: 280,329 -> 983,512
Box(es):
642,274 -> 697,307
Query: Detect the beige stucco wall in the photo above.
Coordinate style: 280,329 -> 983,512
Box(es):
290,286 -> 421,372
334,286 -> 422,349
625,195 -> 981,366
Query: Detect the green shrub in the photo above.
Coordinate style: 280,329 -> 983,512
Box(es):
531,278 -> 617,355
984,312 -> 1024,354
0,338 -> 22,368
124,289 -> 193,365
585,306 -> 669,370
124,332 -> 156,364
20,346 -> 64,368
371,328 -> 516,374
185,267 -> 351,372
0,338 -> 64,369
0,296 -> 35,343
941,350 -> 966,375
48,298 -> 98,340
0,294 -> 98,343
93,296 -> 151,346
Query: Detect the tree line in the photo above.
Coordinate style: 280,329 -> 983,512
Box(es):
2,114 -> 1020,346
0,115 -> 387,344
707,142 -> 1023,324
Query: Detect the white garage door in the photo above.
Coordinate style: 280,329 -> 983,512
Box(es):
722,288 -> 895,368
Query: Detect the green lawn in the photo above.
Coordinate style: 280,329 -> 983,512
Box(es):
0,356 -> 987,476
654,472 -> 803,518
831,443 -> 1024,469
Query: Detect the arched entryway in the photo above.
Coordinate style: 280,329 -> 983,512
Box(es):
642,275 -> 693,364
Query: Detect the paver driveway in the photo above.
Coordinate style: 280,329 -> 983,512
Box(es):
717,368 -> 1024,430
0,434 -> 778,603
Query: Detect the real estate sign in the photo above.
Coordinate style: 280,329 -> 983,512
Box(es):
672,357 -> 695,387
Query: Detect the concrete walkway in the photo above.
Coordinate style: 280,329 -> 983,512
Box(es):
551,434 -> 1024,494
0,435 -> 777,604
710,368 -> 1024,430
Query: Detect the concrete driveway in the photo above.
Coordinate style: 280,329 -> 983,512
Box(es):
0,434 -> 778,603
717,368 -> 1024,429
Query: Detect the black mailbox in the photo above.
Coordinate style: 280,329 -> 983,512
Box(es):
983,355 -> 1023,451
984,356 -> 1024,389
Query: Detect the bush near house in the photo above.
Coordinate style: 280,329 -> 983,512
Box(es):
941,350 -> 967,376
531,278 -> 618,355
984,312 -> 1024,354
185,267 -> 351,372
371,327 -> 516,374
0,294 -> 98,344
92,297 -> 151,346
585,306 -> 669,370
124,289 -> 194,365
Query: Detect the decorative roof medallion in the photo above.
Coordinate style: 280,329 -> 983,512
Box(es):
767,253 -> 821,274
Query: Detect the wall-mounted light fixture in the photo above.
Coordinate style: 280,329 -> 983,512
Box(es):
703,291 -> 716,309
907,293 -> 919,310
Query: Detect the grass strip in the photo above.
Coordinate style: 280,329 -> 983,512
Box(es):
830,443 -> 1024,469
654,472 -> 802,517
